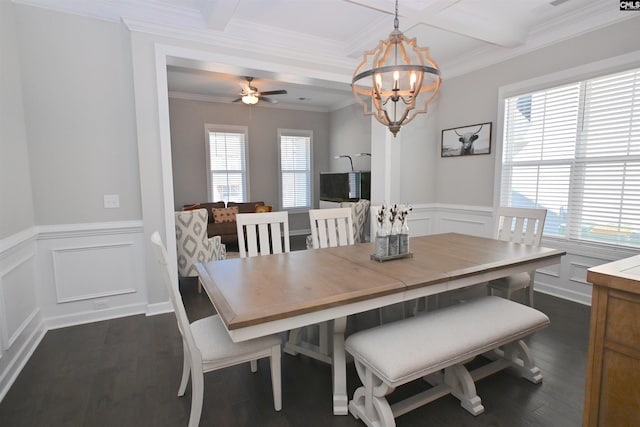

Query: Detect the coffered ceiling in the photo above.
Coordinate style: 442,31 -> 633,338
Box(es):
16,0 -> 632,110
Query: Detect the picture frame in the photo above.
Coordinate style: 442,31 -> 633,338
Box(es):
441,122 -> 492,157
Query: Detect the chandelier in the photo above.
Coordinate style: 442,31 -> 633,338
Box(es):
352,0 -> 441,137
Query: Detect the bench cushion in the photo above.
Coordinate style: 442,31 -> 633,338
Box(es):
345,296 -> 549,386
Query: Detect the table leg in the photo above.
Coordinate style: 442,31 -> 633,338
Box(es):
332,316 -> 348,415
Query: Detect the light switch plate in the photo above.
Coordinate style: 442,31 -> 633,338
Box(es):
104,194 -> 120,208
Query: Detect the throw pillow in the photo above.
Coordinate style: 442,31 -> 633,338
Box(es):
255,205 -> 273,213
212,206 -> 239,223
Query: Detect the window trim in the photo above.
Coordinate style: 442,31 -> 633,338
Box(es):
495,51 -> 640,249
204,124 -> 250,203
277,128 -> 313,213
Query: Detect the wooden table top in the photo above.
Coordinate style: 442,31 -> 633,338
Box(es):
196,232 -> 565,331
587,254 -> 640,294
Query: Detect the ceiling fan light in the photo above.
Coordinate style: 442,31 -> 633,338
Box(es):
242,94 -> 259,105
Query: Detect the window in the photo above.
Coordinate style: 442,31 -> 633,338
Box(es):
205,125 -> 248,203
500,67 -> 640,248
279,129 -> 312,210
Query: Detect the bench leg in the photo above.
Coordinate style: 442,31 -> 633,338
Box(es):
503,340 -> 543,384
482,340 -> 543,384
445,364 -> 484,416
349,360 -> 396,427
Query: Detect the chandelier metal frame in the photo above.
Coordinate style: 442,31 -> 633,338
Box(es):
352,0 -> 441,137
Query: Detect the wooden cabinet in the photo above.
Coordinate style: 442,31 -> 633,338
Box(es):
584,256 -> 640,427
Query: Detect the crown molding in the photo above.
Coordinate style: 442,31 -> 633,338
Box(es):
122,18 -> 357,75
13,0 -> 202,26
441,2 -> 635,79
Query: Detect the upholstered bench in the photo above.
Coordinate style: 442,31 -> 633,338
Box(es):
345,296 -> 550,427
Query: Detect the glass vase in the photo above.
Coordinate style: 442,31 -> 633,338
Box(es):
388,221 -> 400,256
374,233 -> 389,258
399,221 -> 410,254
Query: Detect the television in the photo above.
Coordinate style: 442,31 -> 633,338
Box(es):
319,172 -> 370,202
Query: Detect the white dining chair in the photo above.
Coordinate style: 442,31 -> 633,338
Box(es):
150,231 -> 282,427
286,208 -> 355,364
309,207 -> 354,248
236,211 -> 290,258
487,207 -> 547,306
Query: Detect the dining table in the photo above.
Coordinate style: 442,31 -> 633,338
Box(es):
196,232 -> 565,415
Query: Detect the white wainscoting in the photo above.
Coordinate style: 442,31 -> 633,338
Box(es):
534,238 -> 639,305
419,204 -> 639,306
431,204 -> 494,237
0,230 -> 45,402
52,243 -> 137,303
0,207 -> 638,402
37,221 -> 148,329
0,221 -> 151,401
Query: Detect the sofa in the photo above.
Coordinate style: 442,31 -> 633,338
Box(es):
183,201 -> 267,243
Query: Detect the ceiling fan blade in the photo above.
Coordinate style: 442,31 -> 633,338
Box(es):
232,97 -> 242,102
257,90 -> 287,96
260,97 -> 279,104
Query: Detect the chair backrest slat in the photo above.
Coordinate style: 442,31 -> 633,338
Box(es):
236,211 -> 290,258
309,208 -> 354,249
495,207 -> 547,247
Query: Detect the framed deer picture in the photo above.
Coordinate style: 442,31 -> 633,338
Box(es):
441,122 -> 492,157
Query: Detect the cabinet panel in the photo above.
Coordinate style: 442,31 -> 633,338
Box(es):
605,292 -> 640,351
599,349 -> 640,426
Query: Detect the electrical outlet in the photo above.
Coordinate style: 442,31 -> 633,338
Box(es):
103,194 -> 120,208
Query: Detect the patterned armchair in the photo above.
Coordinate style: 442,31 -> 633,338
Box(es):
175,209 -> 226,293
340,199 -> 371,243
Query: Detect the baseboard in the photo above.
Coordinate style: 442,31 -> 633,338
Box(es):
536,283 -> 591,306
146,300 -> 173,316
0,318 -> 46,402
45,302 -> 148,330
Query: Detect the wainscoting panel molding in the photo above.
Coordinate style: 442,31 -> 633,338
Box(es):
1,255 -> 38,348
36,221 -> 148,329
406,204 -> 434,237
432,204 -> 494,237
0,231 -> 45,402
52,243 -> 137,303
569,261 -> 593,285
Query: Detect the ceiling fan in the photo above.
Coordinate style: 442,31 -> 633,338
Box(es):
233,76 -> 287,105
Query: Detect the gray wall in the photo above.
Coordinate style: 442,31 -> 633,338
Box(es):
328,103 -> 371,172
169,98 -> 330,231
434,15 -> 640,207
13,4 -> 142,226
0,1 -> 35,238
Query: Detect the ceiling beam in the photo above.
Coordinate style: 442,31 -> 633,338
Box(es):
346,0 -> 528,48
196,0 -> 241,31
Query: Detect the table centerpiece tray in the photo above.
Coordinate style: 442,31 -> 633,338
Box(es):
370,252 -> 413,262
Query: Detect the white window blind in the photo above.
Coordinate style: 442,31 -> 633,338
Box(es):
501,67 -> 640,248
206,127 -> 248,203
279,130 -> 311,210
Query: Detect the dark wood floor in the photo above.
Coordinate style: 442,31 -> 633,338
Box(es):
0,243 -> 591,426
